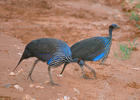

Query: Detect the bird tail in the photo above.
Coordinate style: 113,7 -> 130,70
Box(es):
13,48 -> 31,72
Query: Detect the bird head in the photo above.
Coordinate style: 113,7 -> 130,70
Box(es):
109,24 -> 120,29
108,24 -> 120,37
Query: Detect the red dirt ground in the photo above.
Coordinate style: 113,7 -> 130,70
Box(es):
0,0 -> 140,100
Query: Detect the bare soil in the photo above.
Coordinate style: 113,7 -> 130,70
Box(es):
0,0 -> 140,100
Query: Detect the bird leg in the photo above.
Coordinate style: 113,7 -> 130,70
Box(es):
99,55 -> 107,65
80,65 -> 90,79
100,54 -> 109,65
100,47 -> 110,65
78,60 -> 91,79
27,59 -> 39,81
48,66 -> 59,86
60,63 -> 69,75
84,63 -> 96,79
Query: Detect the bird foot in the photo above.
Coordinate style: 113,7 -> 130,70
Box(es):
99,62 -> 104,65
27,74 -> 34,82
82,74 -> 93,80
99,63 -> 110,66
49,82 -> 60,86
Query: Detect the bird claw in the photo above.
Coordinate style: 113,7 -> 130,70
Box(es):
82,74 -> 93,80
99,62 -> 104,65
27,74 -> 34,82
50,82 -> 60,86
99,62 -> 109,66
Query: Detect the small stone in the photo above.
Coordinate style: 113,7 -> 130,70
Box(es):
44,81 -> 49,84
14,84 -> 24,92
29,84 -> 44,89
64,96 -> 70,100
73,88 -> 80,94
9,72 -> 16,76
29,84 -> 35,88
131,67 -> 139,71
35,85 -> 44,89
17,52 -> 22,56
17,47 -> 20,50
57,74 -> 63,77
23,94 -> 36,100
17,68 -> 23,74
73,97 -> 78,100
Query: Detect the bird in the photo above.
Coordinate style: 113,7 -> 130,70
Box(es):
60,24 -> 119,79
13,38 -> 72,85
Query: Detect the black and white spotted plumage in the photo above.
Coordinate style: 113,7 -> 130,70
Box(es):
60,24 -> 119,79
13,38 -> 72,85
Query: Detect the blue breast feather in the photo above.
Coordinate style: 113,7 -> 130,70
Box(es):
93,52 -> 105,61
92,37 -> 111,61
48,43 -> 72,65
48,57 -> 53,64
47,55 -> 62,64
62,45 -> 72,56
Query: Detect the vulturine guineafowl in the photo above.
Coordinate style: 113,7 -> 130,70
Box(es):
13,38 -> 72,85
60,24 -> 119,79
